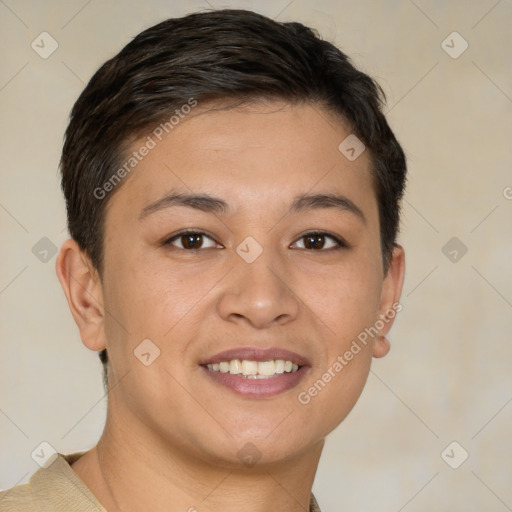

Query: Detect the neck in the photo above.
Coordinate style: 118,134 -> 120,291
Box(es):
73,408 -> 324,512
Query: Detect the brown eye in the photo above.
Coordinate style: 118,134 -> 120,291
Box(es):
291,232 -> 346,250
304,234 -> 327,249
181,233 -> 204,249
164,231 -> 219,250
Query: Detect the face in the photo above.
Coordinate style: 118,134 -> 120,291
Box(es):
82,101 -> 403,467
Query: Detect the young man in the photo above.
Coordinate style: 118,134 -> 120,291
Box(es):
1,9 -> 406,512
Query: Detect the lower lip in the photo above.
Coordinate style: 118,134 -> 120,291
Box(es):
201,366 -> 309,398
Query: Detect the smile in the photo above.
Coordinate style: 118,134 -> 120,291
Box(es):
200,347 -> 309,398
204,359 -> 300,378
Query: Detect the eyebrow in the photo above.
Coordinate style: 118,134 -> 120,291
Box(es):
139,191 -> 366,224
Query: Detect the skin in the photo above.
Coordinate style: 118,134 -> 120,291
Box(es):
56,101 -> 405,512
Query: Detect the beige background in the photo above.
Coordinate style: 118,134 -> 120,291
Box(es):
1,0 -> 511,510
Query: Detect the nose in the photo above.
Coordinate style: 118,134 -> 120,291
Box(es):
216,251 -> 300,329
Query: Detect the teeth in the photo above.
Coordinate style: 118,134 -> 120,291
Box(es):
242,360 -> 258,376
229,359 -> 241,374
258,360 -> 276,376
205,359 -> 301,378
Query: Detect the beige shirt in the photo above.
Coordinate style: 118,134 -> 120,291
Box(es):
0,453 -> 322,511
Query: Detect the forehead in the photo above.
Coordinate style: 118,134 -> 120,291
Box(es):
106,101 -> 377,222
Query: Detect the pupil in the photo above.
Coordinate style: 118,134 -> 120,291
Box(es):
183,234 -> 202,249
306,235 -> 324,249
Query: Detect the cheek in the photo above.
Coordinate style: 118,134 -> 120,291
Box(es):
103,254 -> 188,330
300,258 -> 383,342
294,340 -> 373,440
101,255 -> 223,370
292,257 -> 381,427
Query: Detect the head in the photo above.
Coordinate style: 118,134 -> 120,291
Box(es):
57,9 -> 406,467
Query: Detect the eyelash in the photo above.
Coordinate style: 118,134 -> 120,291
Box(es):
162,229 -> 349,251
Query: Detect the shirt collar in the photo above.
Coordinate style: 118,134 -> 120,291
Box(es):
31,453 -> 322,511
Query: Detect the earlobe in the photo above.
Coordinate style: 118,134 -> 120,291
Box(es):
372,335 -> 390,358
55,239 -> 106,352
372,244 -> 406,358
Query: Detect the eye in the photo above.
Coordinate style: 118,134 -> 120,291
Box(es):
163,230 -> 221,250
291,231 -> 348,251
163,230 -> 347,251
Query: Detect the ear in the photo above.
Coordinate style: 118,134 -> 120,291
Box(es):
55,239 -> 106,352
372,244 -> 406,358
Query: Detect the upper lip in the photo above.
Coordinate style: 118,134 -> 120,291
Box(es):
199,347 -> 310,367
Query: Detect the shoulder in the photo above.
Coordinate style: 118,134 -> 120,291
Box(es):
0,483 -> 35,512
0,452 -> 105,512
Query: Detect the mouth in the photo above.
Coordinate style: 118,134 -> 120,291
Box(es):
199,347 -> 310,398
204,359 -> 300,378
